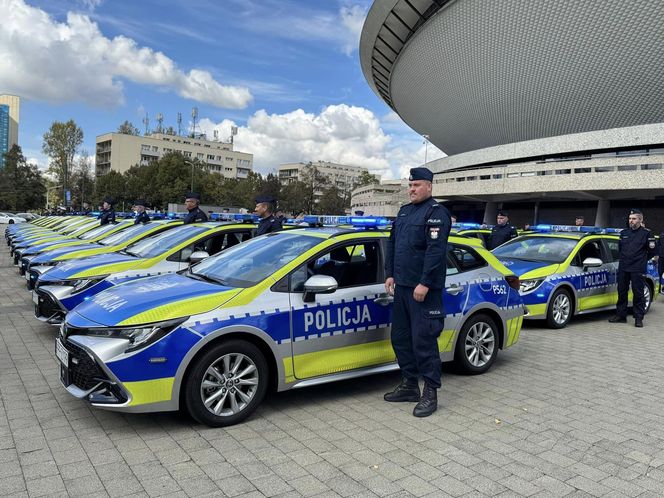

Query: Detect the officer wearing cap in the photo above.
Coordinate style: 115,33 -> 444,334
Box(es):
98,197 -> 116,225
133,199 -> 151,224
183,192 -> 208,224
254,195 -> 283,236
384,167 -> 451,417
487,210 -> 518,250
609,209 -> 657,327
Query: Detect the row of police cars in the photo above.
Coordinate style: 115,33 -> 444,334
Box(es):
5,214 -> 657,426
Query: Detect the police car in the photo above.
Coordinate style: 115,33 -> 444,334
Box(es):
451,223 -> 493,247
8,216 -> 93,250
56,216 -> 525,427
34,219 -> 258,324
492,225 -> 660,328
11,219 -> 103,261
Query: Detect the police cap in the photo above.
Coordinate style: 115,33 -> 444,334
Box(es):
497,210 -> 509,217
185,192 -> 201,201
575,215 -> 585,220
354,210 -> 365,216
629,208 -> 642,215
409,167 -> 433,182
255,194 -> 277,204
103,197 -> 114,205
134,199 -> 147,207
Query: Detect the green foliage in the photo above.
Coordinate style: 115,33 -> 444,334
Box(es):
0,145 -> 46,211
117,120 -> 141,135
94,170 -> 126,208
355,170 -> 379,188
42,119 -> 84,206
316,185 -> 347,215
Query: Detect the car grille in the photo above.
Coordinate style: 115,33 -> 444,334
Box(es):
63,340 -> 107,391
35,292 -> 64,321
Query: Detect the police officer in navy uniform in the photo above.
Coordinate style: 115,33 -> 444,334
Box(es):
658,229 -> 664,294
183,192 -> 208,224
487,210 -> 518,250
609,209 -> 657,327
254,195 -> 282,236
384,167 -> 451,417
133,199 -> 151,224
98,197 -> 116,225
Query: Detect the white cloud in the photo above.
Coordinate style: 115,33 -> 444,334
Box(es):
198,104 -> 445,180
0,0 -> 252,109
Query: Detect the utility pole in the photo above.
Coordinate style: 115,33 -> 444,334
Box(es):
423,134 -> 430,165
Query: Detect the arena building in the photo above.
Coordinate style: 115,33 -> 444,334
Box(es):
360,0 -> 664,229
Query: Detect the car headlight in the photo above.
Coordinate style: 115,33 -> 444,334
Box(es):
519,279 -> 544,293
81,317 -> 188,352
71,276 -> 108,293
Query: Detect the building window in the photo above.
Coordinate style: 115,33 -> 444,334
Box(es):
152,146 -> 158,152
197,153 -> 204,159
642,164 -> 662,170
617,165 -> 637,171
184,151 -> 192,157
555,169 -> 571,175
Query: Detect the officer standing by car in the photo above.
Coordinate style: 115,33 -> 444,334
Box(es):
659,229 -> 664,294
254,195 -> 282,235
487,210 -> 518,250
133,199 -> 151,224
183,192 -> 208,224
609,209 -> 657,327
98,197 -> 116,225
384,167 -> 451,418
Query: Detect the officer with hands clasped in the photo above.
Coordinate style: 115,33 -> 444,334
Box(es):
487,210 -> 518,250
609,209 -> 657,327
183,192 -> 208,224
133,199 -> 151,224
98,197 -> 116,225
254,195 -> 283,236
384,167 -> 451,418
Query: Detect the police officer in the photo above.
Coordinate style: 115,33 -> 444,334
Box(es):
254,195 -> 283,235
384,167 -> 451,417
80,202 -> 91,216
487,210 -> 518,250
133,199 -> 151,224
575,215 -> 585,227
183,192 -> 208,224
659,230 -> 664,294
609,209 -> 657,327
98,197 -> 116,225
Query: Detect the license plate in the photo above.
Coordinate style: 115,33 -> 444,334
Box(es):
32,291 -> 39,305
55,339 -> 69,366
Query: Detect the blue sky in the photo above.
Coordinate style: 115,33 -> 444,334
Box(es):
1,0 -> 444,179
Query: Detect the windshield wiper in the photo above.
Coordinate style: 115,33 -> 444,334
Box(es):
189,271 -> 228,285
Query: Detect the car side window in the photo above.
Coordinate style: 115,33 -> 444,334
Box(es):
572,240 -> 603,266
448,244 -> 486,272
289,241 -> 382,292
604,239 -> 620,262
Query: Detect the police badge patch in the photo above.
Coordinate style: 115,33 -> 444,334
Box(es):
430,227 -> 439,239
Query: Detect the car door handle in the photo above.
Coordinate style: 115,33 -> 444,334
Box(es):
446,284 -> 464,295
373,293 -> 394,306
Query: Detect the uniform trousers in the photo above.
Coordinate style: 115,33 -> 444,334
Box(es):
616,270 -> 645,320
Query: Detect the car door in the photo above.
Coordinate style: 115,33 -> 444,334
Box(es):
601,237 -> 621,306
287,239 -> 392,379
574,238 -> 613,311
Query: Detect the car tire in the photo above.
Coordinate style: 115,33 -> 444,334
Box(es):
8,220 -> 14,224
184,339 -> 268,427
454,313 -> 499,375
546,288 -> 573,329
643,281 -> 653,314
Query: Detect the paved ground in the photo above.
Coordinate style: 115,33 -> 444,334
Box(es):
2,246 -> 664,497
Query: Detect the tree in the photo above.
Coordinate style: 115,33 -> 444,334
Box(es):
117,120 -> 141,135
42,119 -> 83,208
95,170 -> 126,208
0,145 -> 46,211
317,185 -> 346,215
299,163 -> 330,214
69,150 -> 95,208
355,170 -> 379,188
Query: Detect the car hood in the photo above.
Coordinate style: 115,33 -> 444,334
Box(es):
40,252 -> 141,281
30,244 -> 98,264
22,238 -> 80,254
67,273 -> 241,327
496,258 -> 559,278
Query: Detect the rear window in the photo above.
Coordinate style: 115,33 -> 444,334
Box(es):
493,236 -> 578,264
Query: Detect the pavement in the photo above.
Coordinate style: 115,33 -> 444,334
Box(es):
2,246 -> 664,497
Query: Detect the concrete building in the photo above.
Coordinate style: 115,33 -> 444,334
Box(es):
350,179 -> 408,217
360,0 -> 664,230
95,132 -> 253,179
278,161 -> 370,204
0,95 -> 20,168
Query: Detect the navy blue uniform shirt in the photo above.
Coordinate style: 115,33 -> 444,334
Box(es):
183,207 -> 208,224
618,226 -> 656,272
386,198 -> 451,289
256,215 -> 282,236
134,211 -> 151,224
99,208 -> 116,225
488,224 -> 518,250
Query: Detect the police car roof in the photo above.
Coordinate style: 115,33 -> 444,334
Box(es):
520,232 -> 600,240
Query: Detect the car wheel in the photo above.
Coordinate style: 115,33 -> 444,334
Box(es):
454,313 -> 498,375
643,282 -> 652,313
184,339 -> 268,427
546,288 -> 572,329
8,220 -> 14,224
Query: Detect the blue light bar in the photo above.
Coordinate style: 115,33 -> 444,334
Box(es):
295,215 -> 390,228
452,222 -> 482,229
601,228 -> 623,233
532,224 -> 602,233
210,213 -> 258,222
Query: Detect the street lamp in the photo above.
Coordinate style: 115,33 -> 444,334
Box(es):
423,134 -> 430,165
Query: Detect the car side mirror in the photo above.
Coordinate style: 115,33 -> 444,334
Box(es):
582,257 -> 603,270
303,275 -> 338,302
189,250 -> 210,265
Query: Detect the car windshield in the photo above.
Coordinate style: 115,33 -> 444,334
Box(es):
191,232 -> 322,288
99,222 -> 160,246
492,236 -> 579,263
78,222 -> 126,240
125,225 -> 209,258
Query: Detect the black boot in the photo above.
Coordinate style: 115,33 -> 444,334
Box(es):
635,318 -> 643,328
413,384 -> 437,417
384,378 -> 420,402
608,315 -> 626,323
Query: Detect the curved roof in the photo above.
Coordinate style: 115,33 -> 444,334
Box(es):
360,0 -> 664,156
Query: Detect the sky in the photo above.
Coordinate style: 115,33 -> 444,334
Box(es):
1,0 -> 445,180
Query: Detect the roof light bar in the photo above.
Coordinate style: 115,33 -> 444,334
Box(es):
532,224 -> 603,233
290,215 -> 391,228
452,222 -> 482,229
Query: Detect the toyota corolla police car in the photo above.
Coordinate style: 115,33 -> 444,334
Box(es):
34,219 -> 258,324
56,216 -> 525,427
8,216 -> 93,250
492,225 -> 660,328
23,220 -> 183,289
11,219 -> 105,262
